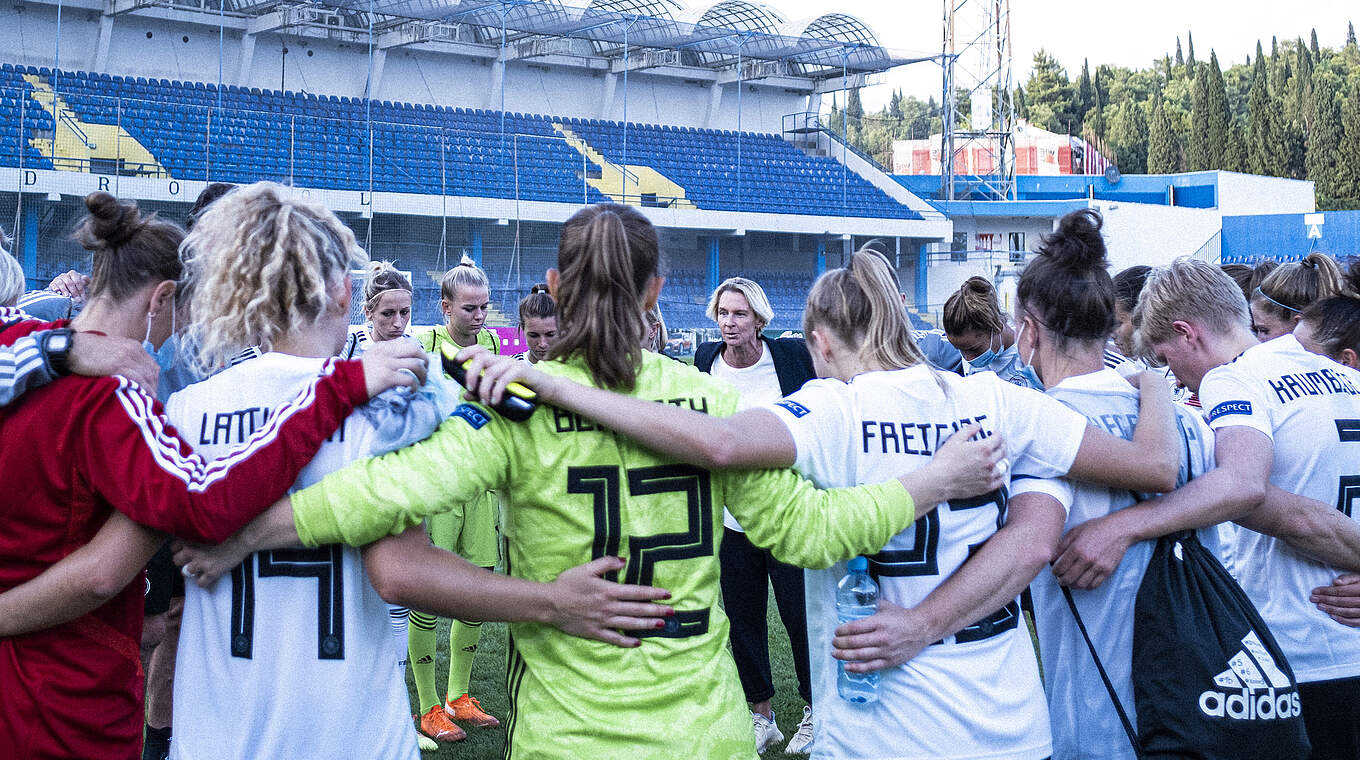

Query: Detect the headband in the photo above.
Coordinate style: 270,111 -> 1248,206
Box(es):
1253,287 -> 1301,314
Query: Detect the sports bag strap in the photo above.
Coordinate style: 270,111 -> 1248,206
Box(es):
1060,584 -> 1144,758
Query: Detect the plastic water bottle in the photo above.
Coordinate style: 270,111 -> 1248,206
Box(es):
836,556 -> 880,704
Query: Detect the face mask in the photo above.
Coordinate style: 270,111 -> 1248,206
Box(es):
143,304 -> 179,373
1013,321 -> 1045,390
969,334 -> 1002,369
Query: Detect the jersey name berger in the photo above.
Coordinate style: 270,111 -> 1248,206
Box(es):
860,413 -> 994,456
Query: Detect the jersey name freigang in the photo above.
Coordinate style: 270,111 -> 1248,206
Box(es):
859,414 -> 994,457
1199,631 -> 1301,722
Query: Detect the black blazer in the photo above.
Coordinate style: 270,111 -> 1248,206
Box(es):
694,336 -> 817,397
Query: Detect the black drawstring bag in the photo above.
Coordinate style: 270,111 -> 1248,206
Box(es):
1128,530 -> 1310,758
1066,529 -> 1312,759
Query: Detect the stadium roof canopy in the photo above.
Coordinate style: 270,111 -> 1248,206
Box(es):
224,0 -> 925,78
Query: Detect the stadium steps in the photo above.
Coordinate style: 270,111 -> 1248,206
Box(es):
552,123 -> 697,209
21,74 -> 167,177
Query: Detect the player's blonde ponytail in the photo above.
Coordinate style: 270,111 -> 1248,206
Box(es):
803,248 -> 928,372
182,181 -> 367,370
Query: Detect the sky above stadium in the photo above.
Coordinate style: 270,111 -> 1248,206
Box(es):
762,0 -> 1358,109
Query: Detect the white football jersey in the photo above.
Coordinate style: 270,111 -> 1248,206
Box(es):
166,353 -> 417,760
1198,334 -> 1360,683
768,366 -> 1088,760
1022,369 -> 1217,760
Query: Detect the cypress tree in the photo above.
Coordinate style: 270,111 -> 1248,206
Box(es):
1186,32 -> 1197,79
1310,29 -> 1320,59
1294,39 -> 1313,127
1330,76 -> 1360,207
1188,62 -> 1211,170
1348,22 -> 1357,48
1175,37 -> 1184,67
1248,42 -> 1282,175
1306,73 -> 1343,202
1147,90 -> 1179,173
1077,59 -> 1094,118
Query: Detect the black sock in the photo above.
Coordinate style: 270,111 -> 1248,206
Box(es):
142,724 -> 171,760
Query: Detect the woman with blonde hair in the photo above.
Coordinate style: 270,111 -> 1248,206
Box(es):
407,255 -> 506,740
1250,252 -> 1344,341
457,244 -> 1189,759
695,274 -> 819,752
341,261 -> 414,358
241,202 -> 1014,758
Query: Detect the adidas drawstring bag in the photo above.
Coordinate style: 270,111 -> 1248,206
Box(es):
1130,530 -> 1311,759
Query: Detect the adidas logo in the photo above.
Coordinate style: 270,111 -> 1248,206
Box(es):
1198,631 -> 1301,721
415,655 -> 434,665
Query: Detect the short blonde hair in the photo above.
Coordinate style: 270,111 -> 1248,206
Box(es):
183,181 -> 367,370
706,277 -> 774,329
1133,258 -> 1250,354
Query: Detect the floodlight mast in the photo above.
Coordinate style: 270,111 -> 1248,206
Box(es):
941,0 -> 1015,201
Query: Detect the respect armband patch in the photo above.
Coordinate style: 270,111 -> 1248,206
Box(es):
1207,400 -> 1253,422
452,403 -> 490,430
775,399 -> 811,418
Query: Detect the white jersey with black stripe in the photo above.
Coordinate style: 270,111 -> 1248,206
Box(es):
166,353 -> 417,760
1198,334 -> 1360,683
767,367 -> 1087,760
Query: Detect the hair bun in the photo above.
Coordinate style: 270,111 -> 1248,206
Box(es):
962,276 -> 995,296
1039,208 -> 1108,273
80,192 -> 142,250
530,282 -> 550,294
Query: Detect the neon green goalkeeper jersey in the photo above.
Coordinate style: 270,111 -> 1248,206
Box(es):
292,352 -> 918,759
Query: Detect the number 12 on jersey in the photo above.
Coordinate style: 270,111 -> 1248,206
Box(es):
567,464 -> 714,639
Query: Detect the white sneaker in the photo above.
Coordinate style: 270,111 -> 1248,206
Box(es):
752,711 -> 784,755
784,705 -> 814,754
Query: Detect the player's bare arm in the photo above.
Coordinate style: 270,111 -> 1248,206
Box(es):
832,491 -> 1066,671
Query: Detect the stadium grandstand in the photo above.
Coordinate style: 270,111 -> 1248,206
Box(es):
0,0 -> 950,333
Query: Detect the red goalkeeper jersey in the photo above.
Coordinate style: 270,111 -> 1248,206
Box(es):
0,318 -> 369,760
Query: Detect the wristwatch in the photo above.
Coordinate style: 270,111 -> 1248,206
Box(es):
41,328 -> 75,376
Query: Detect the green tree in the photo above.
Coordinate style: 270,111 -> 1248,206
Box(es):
1025,50 -> 1077,133
1335,75 -> 1360,206
1015,85 -> 1028,121
1306,72 -> 1344,203
1076,59 -> 1094,122
1186,31 -> 1197,79
1175,36 -> 1184,67
1348,22 -> 1357,48
1147,89 -> 1180,172
1188,62 -> 1211,169
1107,98 -> 1148,173
1248,42 -> 1285,175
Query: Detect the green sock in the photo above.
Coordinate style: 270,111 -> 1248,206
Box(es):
408,610 -> 439,712
446,618 -> 482,700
